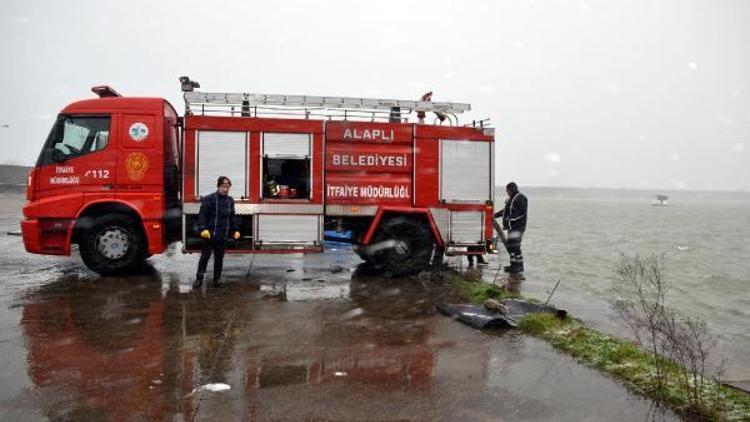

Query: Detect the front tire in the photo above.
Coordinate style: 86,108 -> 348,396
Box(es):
80,214 -> 146,275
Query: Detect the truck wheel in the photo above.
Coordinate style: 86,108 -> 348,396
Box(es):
374,216 -> 433,277
80,214 -> 146,275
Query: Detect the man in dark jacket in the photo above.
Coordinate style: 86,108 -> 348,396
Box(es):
194,176 -> 240,289
494,182 -> 528,278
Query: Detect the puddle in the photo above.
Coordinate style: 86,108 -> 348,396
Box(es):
0,197 -> 677,420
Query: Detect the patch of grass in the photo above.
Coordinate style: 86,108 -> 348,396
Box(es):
516,312 -> 561,335
447,271 -> 750,421
448,272 -> 518,305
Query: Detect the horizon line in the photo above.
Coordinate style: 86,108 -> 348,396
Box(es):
0,164 -> 746,193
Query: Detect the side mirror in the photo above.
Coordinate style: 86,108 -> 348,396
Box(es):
51,148 -> 67,163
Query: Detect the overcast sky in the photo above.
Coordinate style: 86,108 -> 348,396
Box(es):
1,0 -> 749,191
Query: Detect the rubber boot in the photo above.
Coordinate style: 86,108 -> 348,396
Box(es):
192,278 -> 203,290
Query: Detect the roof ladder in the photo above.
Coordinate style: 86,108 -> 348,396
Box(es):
183,91 -> 471,122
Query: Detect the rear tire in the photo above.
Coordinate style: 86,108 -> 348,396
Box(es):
80,213 -> 146,276
372,216 -> 434,277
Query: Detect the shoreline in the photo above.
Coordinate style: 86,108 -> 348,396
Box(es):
449,270 -> 750,421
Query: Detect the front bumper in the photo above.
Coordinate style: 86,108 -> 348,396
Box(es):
21,218 -> 72,255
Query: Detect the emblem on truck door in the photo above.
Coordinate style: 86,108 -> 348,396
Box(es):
125,152 -> 149,181
128,122 -> 149,142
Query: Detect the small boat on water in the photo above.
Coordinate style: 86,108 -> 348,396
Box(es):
651,194 -> 669,206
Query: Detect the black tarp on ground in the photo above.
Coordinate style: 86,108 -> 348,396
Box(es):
437,299 -> 562,329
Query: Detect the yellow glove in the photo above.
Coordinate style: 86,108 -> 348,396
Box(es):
200,230 -> 211,239
233,231 -> 241,240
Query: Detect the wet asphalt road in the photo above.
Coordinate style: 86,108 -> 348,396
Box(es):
0,194 -> 677,421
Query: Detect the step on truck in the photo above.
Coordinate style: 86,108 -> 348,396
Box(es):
22,78 -> 497,276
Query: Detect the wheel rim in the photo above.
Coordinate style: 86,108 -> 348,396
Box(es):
96,227 -> 130,260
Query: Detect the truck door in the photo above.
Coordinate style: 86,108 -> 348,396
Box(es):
184,129 -> 250,251
439,139 -> 492,246
116,114 -> 161,191
35,114 -> 116,202
256,130 -> 324,250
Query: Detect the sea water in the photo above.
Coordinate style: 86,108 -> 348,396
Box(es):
502,187 -> 750,381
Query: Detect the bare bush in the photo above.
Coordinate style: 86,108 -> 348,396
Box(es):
611,253 -> 671,393
666,315 -> 716,412
610,253 -> 717,414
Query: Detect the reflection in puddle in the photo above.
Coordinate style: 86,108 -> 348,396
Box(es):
259,280 -> 351,302
11,259 -> 676,421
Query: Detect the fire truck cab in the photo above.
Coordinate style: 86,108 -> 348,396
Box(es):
22,79 -> 496,276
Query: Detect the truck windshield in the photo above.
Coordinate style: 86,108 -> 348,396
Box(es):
37,115 -> 111,166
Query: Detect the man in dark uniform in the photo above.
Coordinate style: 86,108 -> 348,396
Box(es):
494,182 -> 528,279
194,176 -> 240,289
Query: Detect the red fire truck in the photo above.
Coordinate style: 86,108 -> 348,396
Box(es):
22,78 -> 496,275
